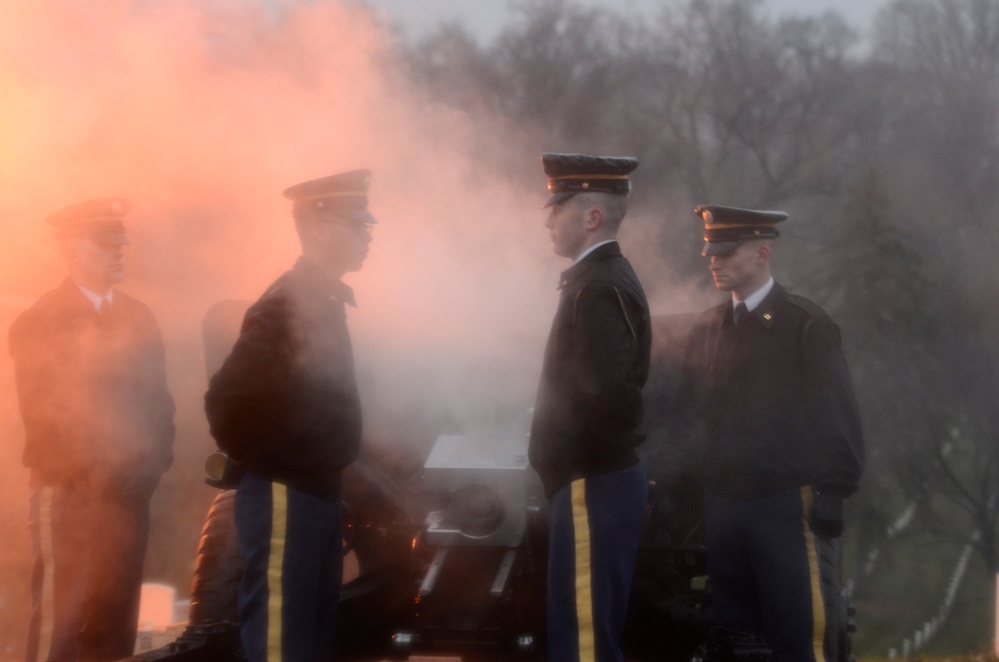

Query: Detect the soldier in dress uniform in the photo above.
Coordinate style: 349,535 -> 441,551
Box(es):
8,198 -> 176,661
529,153 -> 651,662
672,205 -> 865,661
204,170 -> 374,662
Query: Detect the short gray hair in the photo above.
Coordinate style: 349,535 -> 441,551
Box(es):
574,191 -> 629,231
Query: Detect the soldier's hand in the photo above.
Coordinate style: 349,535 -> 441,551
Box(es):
810,490 -> 845,539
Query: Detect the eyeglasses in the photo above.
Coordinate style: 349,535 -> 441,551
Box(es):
330,216 -> 375,236
88,237 -> 127,251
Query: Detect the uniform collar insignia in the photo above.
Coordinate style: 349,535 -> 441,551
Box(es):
329,284 -> 356,307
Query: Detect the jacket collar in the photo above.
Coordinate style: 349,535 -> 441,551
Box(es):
293,256 -> 356,307
56,277 -> 103,315
558,241 -> 621,290
725,281 -> 786,330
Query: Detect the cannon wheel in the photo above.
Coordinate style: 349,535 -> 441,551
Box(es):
188,490 -> 244,625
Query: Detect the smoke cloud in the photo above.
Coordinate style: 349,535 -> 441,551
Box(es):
0,0 -> 578,651
0,0 -> 701,654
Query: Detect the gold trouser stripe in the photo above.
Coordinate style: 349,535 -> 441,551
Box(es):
801,486 -> 826,662
38,488 -> 55,662
571,479 -> 596,662
267,483 -> 289,662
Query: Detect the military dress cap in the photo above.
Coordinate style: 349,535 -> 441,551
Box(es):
46,197 -> 131,245
542,153 -> 639,207
282,169 -> 375,224
695,204 -> 788,256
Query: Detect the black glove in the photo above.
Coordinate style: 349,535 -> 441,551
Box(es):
810,490 -> 845,539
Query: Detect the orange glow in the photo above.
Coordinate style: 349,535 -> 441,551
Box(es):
0,0 -> 558,411
137,583 -> 177,630
0,1 -> 562,648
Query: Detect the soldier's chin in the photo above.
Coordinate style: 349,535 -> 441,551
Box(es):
344,257 -> 367,273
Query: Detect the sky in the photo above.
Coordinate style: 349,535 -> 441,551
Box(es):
362,0 -> 889,43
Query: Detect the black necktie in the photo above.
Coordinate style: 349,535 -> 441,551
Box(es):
734,302 -> 748,325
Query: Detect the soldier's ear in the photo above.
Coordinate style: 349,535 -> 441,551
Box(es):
60,236 -> 80,262
295,215 -> 325,244
586,206 -> 604,230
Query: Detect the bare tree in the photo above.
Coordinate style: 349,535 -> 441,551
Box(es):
628,0 -> 864,209
871,0 -> 999,250
859,0 -> 999,579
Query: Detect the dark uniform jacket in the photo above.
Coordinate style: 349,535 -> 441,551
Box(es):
529,242 -> 652,497
674,282 -> 864,499
8,278 -> 175,497
205,256 -> 361,500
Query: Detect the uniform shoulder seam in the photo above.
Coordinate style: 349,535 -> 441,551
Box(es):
784,293 -> 829,320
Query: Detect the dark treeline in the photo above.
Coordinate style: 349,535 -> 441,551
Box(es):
399,0 -> 999,655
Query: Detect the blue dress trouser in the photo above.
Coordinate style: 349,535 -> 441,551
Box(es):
546,462 -> 648,662
705,486 -> 834,662
235,472 -> 342,662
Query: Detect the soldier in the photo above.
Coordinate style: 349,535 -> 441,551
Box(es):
529,153 -> 651,662
673,205 -> 865,661
8,198 -> 176,661
204,170 -> 374,662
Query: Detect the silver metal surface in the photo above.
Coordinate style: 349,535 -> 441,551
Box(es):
489,548 -> 518,597
422,426 -> 538,547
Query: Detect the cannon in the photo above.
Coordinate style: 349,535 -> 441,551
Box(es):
143,428 -> 709,662
119,307 -> 853,662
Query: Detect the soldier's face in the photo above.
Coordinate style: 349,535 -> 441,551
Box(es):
708,240 -> 769,295
545,198 -> 587,259
67,234 -> 125,293
316,216 -> 373,275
